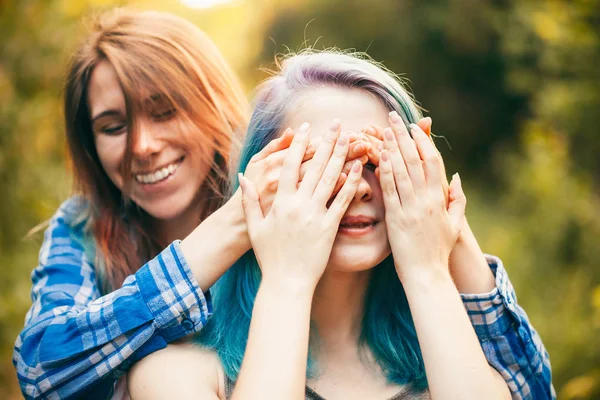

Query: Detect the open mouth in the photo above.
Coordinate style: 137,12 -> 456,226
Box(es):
338,216 -> 378,235
339,221 -> 376,229
134,156 -> 184,185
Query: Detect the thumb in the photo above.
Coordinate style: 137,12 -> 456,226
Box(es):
447,173 -> 466,235
238,173 -> 264,224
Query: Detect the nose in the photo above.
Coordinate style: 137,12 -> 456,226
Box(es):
353,172 -> 372,202
132,119 -> 164,159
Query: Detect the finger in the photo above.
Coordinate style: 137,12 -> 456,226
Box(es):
378,150 -> 402,213
250,128 -> 294,163
327,161 -> 362,221
447,173 -> 467,236
347,132 -> 361,143
417,117 -> 432,136
304,137 -> 320,161
342,154 -> 368,174
278,122 -> 311,194
410,123 -> 444,204
238,173 -> 264,225
331,173 -> 347,197
383,127 -> 416,206
363,134 -> 382,165
417,117 -> 449,205
388,111 -> 426,196
312,133 -> 350,203
348,139 -> 370,160
364,125 -> 385,141
298,120 -> 341,196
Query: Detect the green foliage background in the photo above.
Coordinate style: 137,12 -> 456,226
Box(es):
1,0 -> 599,398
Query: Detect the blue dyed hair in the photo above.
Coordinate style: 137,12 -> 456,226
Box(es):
197,50 -> 427,390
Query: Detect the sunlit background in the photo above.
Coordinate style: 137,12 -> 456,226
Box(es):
1,0 -> 599,398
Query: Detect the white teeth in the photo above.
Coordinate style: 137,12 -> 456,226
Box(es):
135,159 -> 182,184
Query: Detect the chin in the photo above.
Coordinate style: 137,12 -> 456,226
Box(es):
328,243 -> 391,272
135,196 -> 196,221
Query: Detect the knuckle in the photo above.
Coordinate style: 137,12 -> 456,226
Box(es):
395,170 -> 411,183
249,154 -> 260,164
426,154 -> 441,166
321,173 -> 337,187
383,183 -> 397,197
406,156 -> 421,168
335,191 -> 351,207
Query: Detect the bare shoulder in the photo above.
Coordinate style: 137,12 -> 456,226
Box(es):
489,366 -> 512,400
128,341 -> 225,400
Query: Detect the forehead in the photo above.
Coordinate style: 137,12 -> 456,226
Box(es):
286,87 -> 390,138
87,60 -> 125,119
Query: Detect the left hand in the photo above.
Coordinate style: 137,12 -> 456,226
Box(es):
378,111 -> 467,281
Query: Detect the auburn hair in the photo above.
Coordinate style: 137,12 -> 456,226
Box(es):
64,9 -> 248,292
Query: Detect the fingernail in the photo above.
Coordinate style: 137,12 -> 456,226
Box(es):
238,173 -> 245,189
299,122 -> 310,134
330,118 -> 340,131
337,134 -> 348,146
381,150 -> 389,162
389,111 -> 402,123
409,124 -> 421,135
425,117 -> 432,126
384,128 -> 394,141
354,143 -> 364,153
453,172 -> 461,183
352,160 -> 362,172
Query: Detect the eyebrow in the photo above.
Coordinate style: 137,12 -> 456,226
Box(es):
90,110 -> 124,124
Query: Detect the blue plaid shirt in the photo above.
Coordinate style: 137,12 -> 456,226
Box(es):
13,197 -> 555,399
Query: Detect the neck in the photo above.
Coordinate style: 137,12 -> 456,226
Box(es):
311,268 -> 372,355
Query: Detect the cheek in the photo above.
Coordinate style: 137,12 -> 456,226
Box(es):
95,134 -> 127,186
186,149 -> 216,186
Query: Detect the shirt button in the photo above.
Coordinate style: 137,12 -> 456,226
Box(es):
182,318 -> 195,331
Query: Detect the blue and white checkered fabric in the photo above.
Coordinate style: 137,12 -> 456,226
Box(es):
13,197 -> 555,399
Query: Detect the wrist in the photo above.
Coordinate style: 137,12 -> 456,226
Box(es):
259,274 -> 316,302
223,189 -> 251,251
180,191 -> 251,291
448,218 -> 496,294
397,263 -> 454,293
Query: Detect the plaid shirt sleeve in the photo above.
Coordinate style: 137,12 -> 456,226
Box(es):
461,255 -> 555,400
13,198 -> 212,400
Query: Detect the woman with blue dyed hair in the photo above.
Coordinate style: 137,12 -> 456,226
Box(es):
128,51 -> 554,399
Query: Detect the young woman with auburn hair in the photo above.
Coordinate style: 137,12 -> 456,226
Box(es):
128,51 -> 555,400
14,9 -> 552,400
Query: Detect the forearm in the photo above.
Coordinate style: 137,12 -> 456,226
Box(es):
402,267 -> 506,400
233,278 -> 314,400
449,218 -> 495,293
180,190 -> 250,291
16,241 -> 211,400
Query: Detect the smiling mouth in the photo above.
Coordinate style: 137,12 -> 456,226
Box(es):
339,221 -> 377,229
338,215 -> 379,233
134,157 -> 184,185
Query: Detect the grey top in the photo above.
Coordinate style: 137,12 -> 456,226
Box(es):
224,375 -> 431,399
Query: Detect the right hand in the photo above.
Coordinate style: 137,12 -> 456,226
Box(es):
239,121 -> 363,288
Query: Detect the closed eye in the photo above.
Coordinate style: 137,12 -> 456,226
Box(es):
151,108 -> 177,120
102,123 -> 127,135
